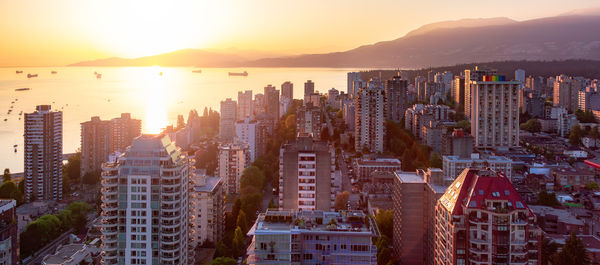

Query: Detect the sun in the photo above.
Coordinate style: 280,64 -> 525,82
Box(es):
98,0 -> 224,58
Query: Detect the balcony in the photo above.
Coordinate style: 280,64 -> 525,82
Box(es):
469,217 -> 488,225
510,257 -> 527,265
512,219 -> 527,225
470,237 -> 490,245
469,256 -> 489,264
470,247 -> 489,255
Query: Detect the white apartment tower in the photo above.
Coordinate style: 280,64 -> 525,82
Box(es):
219,98 -> 237,141
24,105 -> 63,202
189,170 -> 225,248
237,90 -> 254,120
235,117 -> 258,162
217,143 -> 250,194
470,75 -> 520,149
355,79 -> 385,153
100,134 -> 190,265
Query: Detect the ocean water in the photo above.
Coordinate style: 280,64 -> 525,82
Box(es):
0,66 -> 355,172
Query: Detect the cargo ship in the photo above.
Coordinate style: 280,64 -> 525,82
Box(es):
27,74 -> 38,78
228,71 -> 248,77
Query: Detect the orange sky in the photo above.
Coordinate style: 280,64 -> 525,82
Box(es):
1,0 -> 598,66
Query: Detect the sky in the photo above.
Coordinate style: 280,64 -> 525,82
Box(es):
1,0 -> 599,66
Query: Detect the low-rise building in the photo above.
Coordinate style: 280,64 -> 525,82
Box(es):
42,244 -> 100,265
529,205 -> 586,235
0,200 -> 17,265
247,210 -> 378,265
442,153 -> 512,180
353,158 -> 402,182
551,167 -> 595,190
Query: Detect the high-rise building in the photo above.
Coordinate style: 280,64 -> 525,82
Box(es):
515,69 -> 526,85
217,143 -> 250,194
189,170 -> 225,248
343,101 -> 355,131
355,79 -> 385,153
404,104 -> 450,140
81,116 -> 111,178
434,168 -> 541,265
264,84 -> 280,123
304,80 -> 315,100
109,113 -> 142,153
296,105 -> 322,139
81,114 -> 141,178
347,72 -> 361,97
385,75 -> 408,122
100,134 -> 190,265
443,153 -> 513,181
237,90 -> 254,120
279,135 -> 334,211
465,67 -> 497,119
470,74 -> 520,149
247,209 -> 378,265
235,117 -> 258,162
393,169 -> 447,265
24,105 -> 63,202
0,200 -> 17,265
441,129 -> 474,158
253,93 -> 265,116
452,76 -> 465,109
219,98 -> 237,141
553,75 -> 582,113
281,81 -> 294,101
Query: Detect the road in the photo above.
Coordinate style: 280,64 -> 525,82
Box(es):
323,108 -> 334,136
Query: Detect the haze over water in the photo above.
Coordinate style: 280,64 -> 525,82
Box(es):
0,67 -> 354,172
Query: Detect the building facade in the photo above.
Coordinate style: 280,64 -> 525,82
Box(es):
470,75 -> 520,149
109,113 -> 142,153
219,98 -> 237,141
442,153 -> 513,180
434,168 -> 542,265
279,135 -> 334,211
0,200 -> 17,265
404,104 -> 450,140
355,79 -> 386,153
281,81 -> 294,101
296,105 -> 322,139
189,171 -> 225,248
247,210 -> 378,265
217,143 -> 250,194
238,90 -> 254,121
385,75 -> 408,123
100,134 -> 190,265
24,105 -> 63,202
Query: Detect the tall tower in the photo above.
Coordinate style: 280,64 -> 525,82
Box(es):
281,81 -> 294,101
385,75 -> 408,122
24,105 -> 63,202
81,116 -> 111,178
237,90 -> 254,120
355,79 -> 385,153
109,113 -> 142,153
219,98 -> 237,141
100,135 -> 190,265
470,75 -> 520,149
217,143 -> 250,194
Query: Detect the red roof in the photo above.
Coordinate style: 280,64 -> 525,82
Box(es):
439,168 -> 532,216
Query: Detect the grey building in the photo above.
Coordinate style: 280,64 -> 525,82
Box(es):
279,135 -> 334,211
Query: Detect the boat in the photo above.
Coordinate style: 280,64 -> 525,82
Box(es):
228,71 -> 248,77
51,71 -> 57,74
15,88 -> 30,91
96,73 -> 102,79
192,69 -> 202,73
14,149 -> 16,153
19,111 -> 22,115
3,119 -> 6,122
16,71 -> 23,74
27,74 -> 38,78
13,144 -> 17,148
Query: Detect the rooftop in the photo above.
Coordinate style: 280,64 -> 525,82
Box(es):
249,210 -> 377,236
529,205 -> 584,226
395,171 -> 425,184
42,244 -> 98,265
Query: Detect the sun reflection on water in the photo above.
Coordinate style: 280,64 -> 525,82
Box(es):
143,67 -> 168,134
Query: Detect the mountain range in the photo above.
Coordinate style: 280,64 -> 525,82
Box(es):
70,11 -> 600,68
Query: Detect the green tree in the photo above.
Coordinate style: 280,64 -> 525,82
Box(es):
214,241 -> 231,258
2,169 -> 11,182
520,119 -> 542,133
553,232 -> 590,265
67,201 -> 91,233
429,152 -> 442,169
240,166 -> 265,191
569,125 -> 584,146
209,257 -> 237,265
0,181 -> 22,204
585,182 -> 600,190
541,237 -> 558,265
231,226 -> 245,258
236,210 -> 248,234
536,191 -> 561,207
63,152 -> 81,183
334,191 -> 350,211
375,210 -> 394,240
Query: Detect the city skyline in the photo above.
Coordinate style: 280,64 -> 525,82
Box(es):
1,1 -> 599,66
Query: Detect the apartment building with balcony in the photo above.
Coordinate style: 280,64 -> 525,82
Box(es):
247,210 -> 378,265
189,170 -> 225,248
434,168 -> 542,265
100,134 -> 190,265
